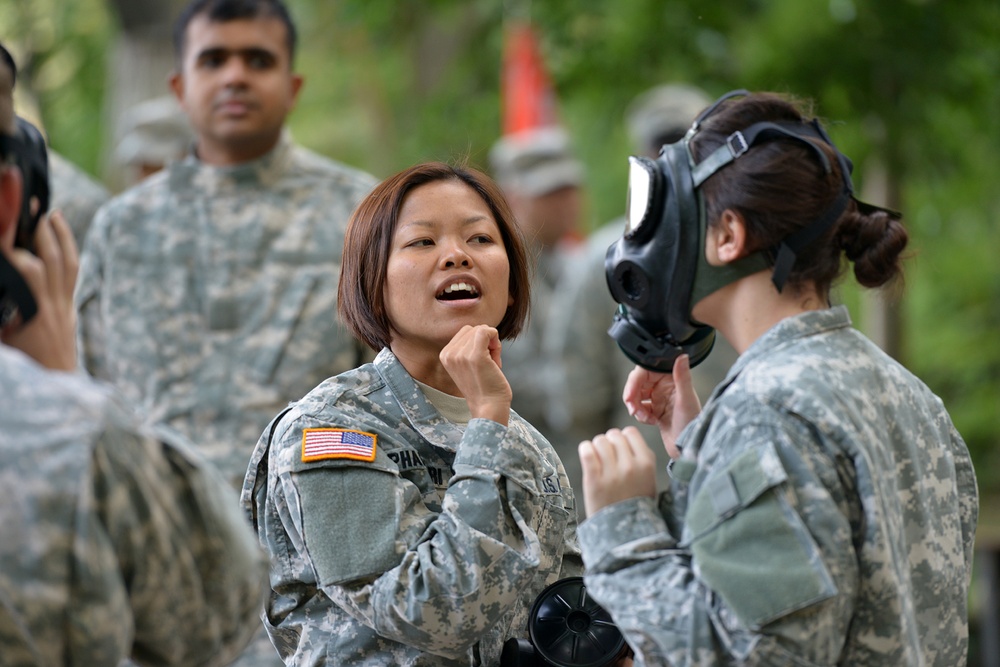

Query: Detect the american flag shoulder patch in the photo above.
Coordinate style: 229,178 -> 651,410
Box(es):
301,428 -> 378,463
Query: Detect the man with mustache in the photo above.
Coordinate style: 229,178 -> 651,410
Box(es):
74,1 -> 377,664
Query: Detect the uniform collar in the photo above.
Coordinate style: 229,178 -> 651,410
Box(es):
709,305 -> 852,400
373,348 -> 467,448
169,129 -> 294,193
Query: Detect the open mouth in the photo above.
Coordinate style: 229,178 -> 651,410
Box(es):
437,282 -> 480,301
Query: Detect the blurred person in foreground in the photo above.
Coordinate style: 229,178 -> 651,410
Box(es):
244,162 -> 583,665
0,41 -> 266,667
488,125 -> 584,448
544,84 -> 736,513
577,90 -> 977,665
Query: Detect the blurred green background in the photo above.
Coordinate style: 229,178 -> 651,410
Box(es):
2,0 -> 999,657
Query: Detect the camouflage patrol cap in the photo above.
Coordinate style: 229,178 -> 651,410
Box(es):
626,83 -> 712,155
488,126 -> 584,197
113,95 -> 194,168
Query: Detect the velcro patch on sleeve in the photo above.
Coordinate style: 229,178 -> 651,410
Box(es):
301,428 -> 377,463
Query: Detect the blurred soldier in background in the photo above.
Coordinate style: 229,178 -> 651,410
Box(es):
113,94 -> 195,186
0,40 -> 266,667
48,150 -> 111,248
544,84 -> 737,513
76,0 -> 377,489
74,0 -> 377,663
489,125 -> 585,449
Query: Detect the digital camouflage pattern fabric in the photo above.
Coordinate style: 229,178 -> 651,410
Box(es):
243,348 -> 583,666
0,345 -> 267,666
578,306 -> 978,666
49,150 -> 110,248
75,134 -> 377,488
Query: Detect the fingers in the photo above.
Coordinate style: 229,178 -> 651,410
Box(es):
623,364 -> 674,425
579,427 -> 657,518
440,325 -> 511,425
620,426 -> 656,467
439,325 -> 501,370
670,354 -> 702,429
486,329 -> 502,368
48,211 -> 79,299
32,214 -> 63,305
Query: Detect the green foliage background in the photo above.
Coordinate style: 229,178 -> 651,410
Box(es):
1,0 -> 998,490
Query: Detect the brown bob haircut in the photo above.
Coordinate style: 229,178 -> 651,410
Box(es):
338,161 -> 532,352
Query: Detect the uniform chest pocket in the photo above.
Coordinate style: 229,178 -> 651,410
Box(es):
683,442 -> 837,630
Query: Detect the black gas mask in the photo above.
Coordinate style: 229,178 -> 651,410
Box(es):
605,89 -> 889,373
0,114 -> 51,325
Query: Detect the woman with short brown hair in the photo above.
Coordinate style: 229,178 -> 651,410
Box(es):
244,161 -> 581,665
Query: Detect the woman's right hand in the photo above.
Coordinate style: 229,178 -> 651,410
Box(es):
621,354 -> 701,458
439,324 -> 512,425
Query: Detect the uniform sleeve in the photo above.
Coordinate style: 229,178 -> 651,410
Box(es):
77,421 -> 267,667
74,205 -> 110,381
579,412 -> 858,666
274,408 -> 569,659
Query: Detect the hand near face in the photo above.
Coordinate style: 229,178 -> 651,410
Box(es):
1,210 -> 79,371
621,354 -> 701,459
439,324 -> 512,425
578,427 -> 657,518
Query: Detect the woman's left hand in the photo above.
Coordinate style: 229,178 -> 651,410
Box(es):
440,324 -> 512,425
578,426 -> 657,518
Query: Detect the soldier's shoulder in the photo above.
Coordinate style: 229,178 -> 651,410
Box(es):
91,171 -> 172,227
288,145 -> 378,193
294,363 -> 382,414
49,152 -> 111,201
1,354 -> 137,454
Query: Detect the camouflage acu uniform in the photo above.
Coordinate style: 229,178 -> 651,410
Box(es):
242,348 -> 583,666
49,150 -> 111,248
0,346 -> 266,666
75,134 -> 377,488
543,220 -> 739,512
578,306 -> 978,666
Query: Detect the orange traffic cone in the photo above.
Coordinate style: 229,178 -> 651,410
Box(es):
501,21 -> 558,135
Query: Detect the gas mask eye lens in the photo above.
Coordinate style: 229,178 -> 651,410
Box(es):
625,156 -> 654,237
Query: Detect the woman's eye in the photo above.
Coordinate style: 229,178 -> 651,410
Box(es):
471,234 -> 493,244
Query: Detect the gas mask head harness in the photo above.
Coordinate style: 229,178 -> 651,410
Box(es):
605,89 -> 891,372
0,114 -> 50,326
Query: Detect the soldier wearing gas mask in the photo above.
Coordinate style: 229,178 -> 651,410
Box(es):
0,42 -> 267,665
575,91 -> 977,665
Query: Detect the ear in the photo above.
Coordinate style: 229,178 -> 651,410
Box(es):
168,71 -> 185,108
709,208 -> 747,264
0,166 -> 22,252
285,74 -> 304,115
